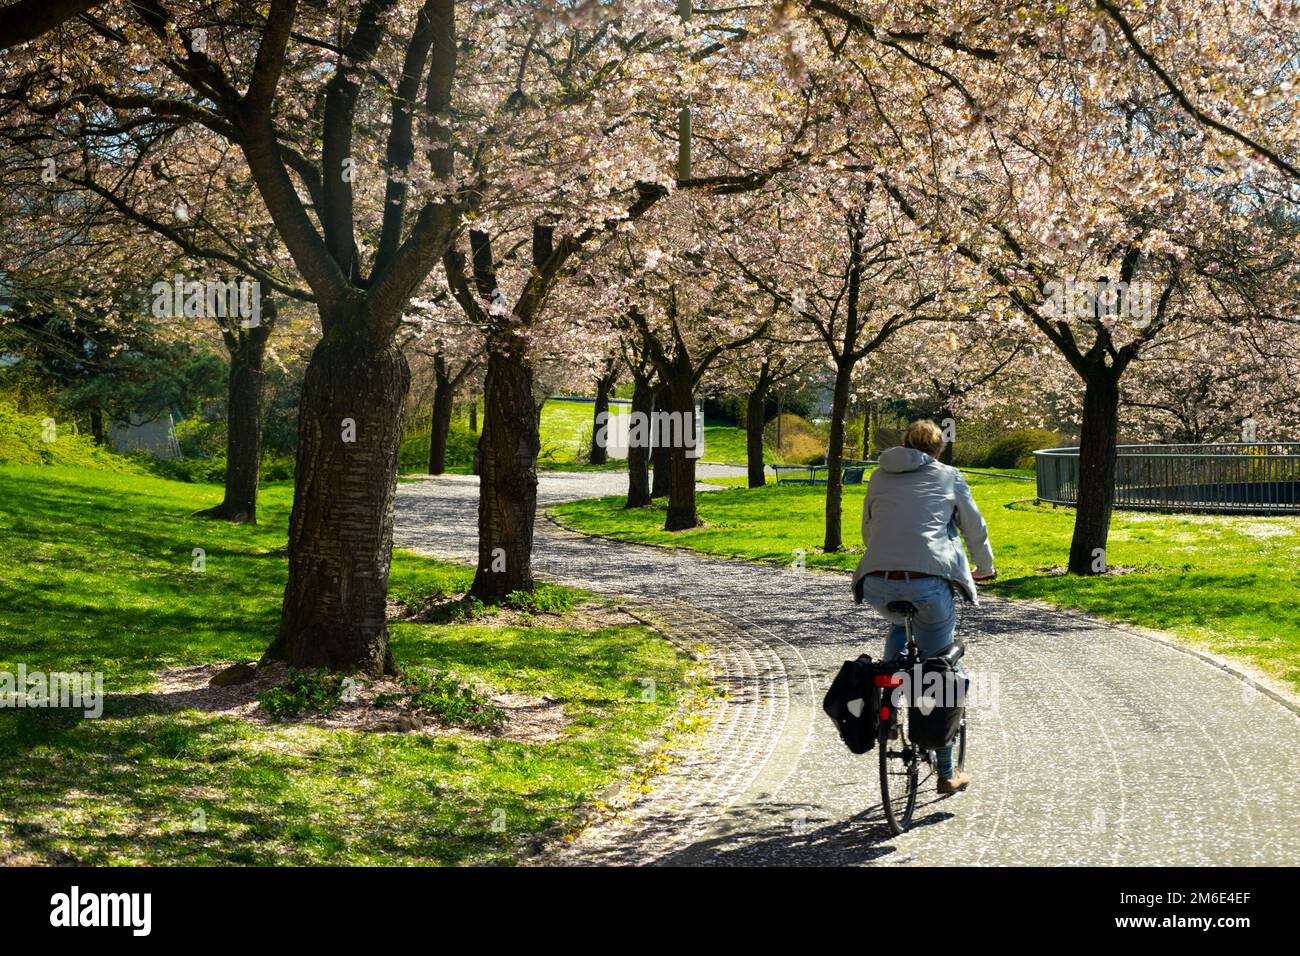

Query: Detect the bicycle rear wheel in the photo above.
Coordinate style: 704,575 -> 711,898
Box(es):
879,716 -> 919,835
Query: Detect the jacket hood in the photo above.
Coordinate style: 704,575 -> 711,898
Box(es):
878,446 -> 934,473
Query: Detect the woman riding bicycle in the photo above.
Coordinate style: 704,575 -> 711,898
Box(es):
851,420 -> 996,795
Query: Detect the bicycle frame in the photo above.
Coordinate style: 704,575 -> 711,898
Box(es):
874,609 -> 920,728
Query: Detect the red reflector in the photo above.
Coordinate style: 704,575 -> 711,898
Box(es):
880,706 -> 891,721
874,675 -> 903,688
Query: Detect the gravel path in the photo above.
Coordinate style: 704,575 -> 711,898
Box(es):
394,470 -> 1300,866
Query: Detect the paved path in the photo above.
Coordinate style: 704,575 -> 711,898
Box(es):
394,471 -> 1300,866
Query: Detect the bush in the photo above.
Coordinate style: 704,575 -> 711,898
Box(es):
398,417 -> 478,473
984,428 -> 1060,469
396,667 -> 505,731
129,451 -> 297,484
951,442 -> 994,469
261,456 -> 295,481
258,669 -> 347,720
505,583 -> 578,615
174,416 -> 227,458
763,413 -> 827,465
131,453 -> 225,483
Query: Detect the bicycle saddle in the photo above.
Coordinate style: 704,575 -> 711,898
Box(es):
931,639 -> 966,665
886,600 -> 918,615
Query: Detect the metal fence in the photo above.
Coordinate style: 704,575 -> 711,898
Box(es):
1034,443 -> 1300,515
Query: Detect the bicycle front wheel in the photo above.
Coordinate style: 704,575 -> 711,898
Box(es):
879,719 -> 918,835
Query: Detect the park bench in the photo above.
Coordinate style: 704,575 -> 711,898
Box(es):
773,460 -> 872,486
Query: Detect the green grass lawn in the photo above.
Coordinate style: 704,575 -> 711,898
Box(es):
551,472 -> 1300,692
535,399 -> 769,468
699,423 -> 779,466
538,399 -> 596,464
0,465 -> 694,865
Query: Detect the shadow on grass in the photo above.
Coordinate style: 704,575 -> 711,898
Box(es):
0,704 -> 570,866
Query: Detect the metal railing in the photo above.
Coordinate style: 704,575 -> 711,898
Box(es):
1034,443 -> 1300,515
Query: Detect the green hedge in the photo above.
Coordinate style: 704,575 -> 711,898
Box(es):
132,452 -> 296,484
947,427 -> 1062,469
984,428 -> 1060,469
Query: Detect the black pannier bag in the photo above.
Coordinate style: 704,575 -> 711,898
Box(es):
907,655 -> 966,751
822,654 -> 882,754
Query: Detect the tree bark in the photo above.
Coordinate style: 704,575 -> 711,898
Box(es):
823,358 -> 853,552
427,355 -> 454,475
469,399 -> 478,434
625,376 -> 653,507
939,405 -> 955,465
89,408 -> 105,446
196,313 -> 273,524
264,327 -> 410,675
775,391 -> 784,452
650,383 -> 672,499
1068,366 -> 1122,575
745,362 -> 772,489
589,363 -> 617,465
470,332 -> 539,601
663,368 -> 699,531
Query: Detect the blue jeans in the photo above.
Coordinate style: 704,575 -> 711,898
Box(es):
858,574 -> 961,779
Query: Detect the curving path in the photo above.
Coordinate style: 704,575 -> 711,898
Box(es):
394,471 -> 1300,866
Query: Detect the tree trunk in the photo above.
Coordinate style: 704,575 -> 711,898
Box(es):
427,357 -> 454,475
469,400 -> 478,434
590,366 -> 615,465
939,405 -> 955,465
264,328 -> 410,675
1067,366 -> 1121,575
823,358 -> 853,553
746,381 -> 768,488
626,376 -> 652,507
89,408 -> 105,446
663,369 -> 699,531
471,333 -> 539,601
196,320 -> 271,524
775,391 -> 783,452
863,404 -> 872,459
650,383 -> 672,499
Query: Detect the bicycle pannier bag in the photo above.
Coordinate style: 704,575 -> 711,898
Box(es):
822,654 -> 882,754
906,656 -> 965,751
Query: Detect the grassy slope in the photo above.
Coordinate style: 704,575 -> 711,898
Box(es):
552,472 -> 1300,691
0,402 -> 143,472
0,466 -> 691,865
700,423 -> 755,466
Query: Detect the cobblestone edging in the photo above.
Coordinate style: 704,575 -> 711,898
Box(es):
542,595 -> 791,865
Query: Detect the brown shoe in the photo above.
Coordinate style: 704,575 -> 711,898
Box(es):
937,770 -> 971,794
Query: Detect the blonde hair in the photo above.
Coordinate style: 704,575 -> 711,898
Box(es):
903,419 -> 946,458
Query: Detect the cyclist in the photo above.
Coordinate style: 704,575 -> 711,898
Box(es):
851,420 -> 996,794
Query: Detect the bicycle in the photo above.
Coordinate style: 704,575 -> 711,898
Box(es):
875,599 -> 968,836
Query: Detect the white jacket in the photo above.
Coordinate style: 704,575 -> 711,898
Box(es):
851,447 -> 995,604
